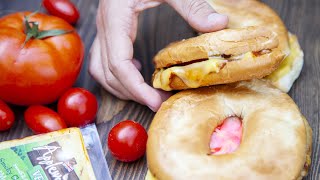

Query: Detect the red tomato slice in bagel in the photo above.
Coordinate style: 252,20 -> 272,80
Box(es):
210,116 -> 242,155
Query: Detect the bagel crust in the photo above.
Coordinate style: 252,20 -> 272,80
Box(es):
153,26 -> 279,69
208,0 -> 290,55
147,80 -> 312,180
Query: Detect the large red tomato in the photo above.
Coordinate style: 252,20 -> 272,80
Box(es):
0,12 -> 84,106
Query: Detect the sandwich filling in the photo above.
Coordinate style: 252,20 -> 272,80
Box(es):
153,52 -> 255,91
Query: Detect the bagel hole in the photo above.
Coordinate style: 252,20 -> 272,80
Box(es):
209,116 -> 242,155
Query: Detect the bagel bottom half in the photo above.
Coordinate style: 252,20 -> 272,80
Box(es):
146,79 -> 312,180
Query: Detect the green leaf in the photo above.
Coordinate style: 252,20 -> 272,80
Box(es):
21,11 -> 73,48
30,22 -> 40,37
24,16 -> 32,34
36,29 -> 73,39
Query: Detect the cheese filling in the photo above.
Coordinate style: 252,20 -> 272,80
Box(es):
266,33 -> 303,82
153,52 -> 254,90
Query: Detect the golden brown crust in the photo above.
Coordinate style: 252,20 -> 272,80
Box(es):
208,0 -> 290,55
147,80 -> 312,180
153,26 -> 279,69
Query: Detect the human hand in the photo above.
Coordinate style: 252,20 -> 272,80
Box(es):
89,0 -> 228,112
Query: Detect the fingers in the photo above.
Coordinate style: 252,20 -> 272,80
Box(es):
89,38 -> 129,100
165,0 -> 228,32
90,36 -> 171,111
89,39 -> 129,100
95,0 -> 171,111
109,58 -> 171,111
91,37 -> 152,105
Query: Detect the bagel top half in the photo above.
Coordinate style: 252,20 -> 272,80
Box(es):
147,79 -> 312,180
152,26 -> 285,91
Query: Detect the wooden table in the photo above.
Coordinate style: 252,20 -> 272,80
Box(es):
0,0 -> 319,179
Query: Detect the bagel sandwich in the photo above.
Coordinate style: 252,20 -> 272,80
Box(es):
152,26 -> 285,91
146,79 -> 312,180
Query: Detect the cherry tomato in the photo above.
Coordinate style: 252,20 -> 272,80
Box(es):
43,0 -> 80,25
24,105 -> 67,134
108,120 -> 148,162
58,88 -> 98,127
0,100 -> 15,131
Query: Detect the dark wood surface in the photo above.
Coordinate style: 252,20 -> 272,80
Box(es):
0,0 -> 319,179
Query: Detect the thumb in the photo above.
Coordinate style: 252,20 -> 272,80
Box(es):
166,0 -> 228,32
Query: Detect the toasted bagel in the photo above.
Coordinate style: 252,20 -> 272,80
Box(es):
147,80 -> 312,180
153,27 -> 285,90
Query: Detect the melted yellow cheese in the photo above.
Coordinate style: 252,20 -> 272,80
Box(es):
267,33 -> 302,81
153,52 -> 254,90
243,51 -> 254,60
153,58 -> 226,90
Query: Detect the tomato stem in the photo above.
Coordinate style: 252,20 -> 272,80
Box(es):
22,12 -> 72,48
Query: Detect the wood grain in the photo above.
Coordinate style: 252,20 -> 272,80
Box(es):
0,0 -> 319,180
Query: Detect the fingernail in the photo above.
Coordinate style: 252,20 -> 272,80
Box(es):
147,105 -> 157,112
207,13 -> 228,23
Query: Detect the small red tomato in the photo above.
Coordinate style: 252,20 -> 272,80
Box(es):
43,0 -> 80,24
24,105 -> 67,134
58,88 -> 98,127
108,120 -> 148,162
0,100 -> 15,131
